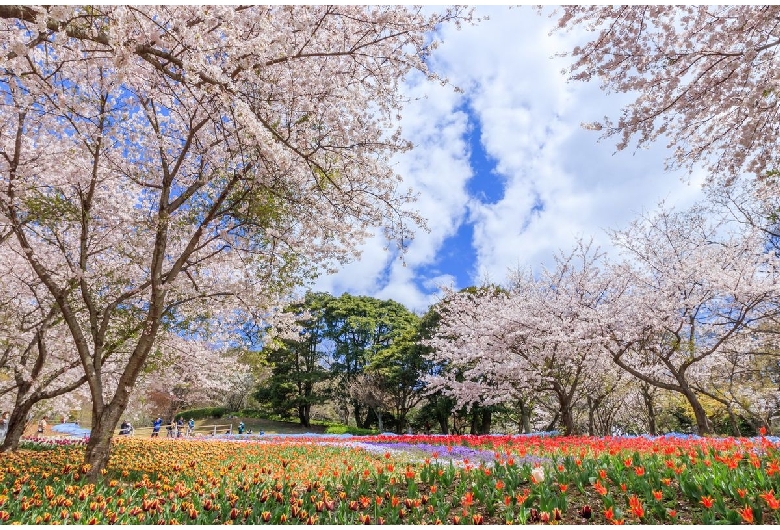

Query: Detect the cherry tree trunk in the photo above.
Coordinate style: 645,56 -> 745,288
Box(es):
560,406 -> 576,436
479,409 -> 492,435
558,393 -> 575,436
520,402 -> 532,434
641,388 -> 657,436
469,409 -> 480,435
726,407 -> 741,437
544,412 -> 560,432
1,401 -> 34,452
84,400 -> 127,481
437,415 -> 449,435
679,387 -> 712,435
587,396 -> 597,436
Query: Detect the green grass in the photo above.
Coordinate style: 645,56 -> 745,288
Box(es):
192,416 -> 328,435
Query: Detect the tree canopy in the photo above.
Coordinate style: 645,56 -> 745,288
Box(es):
554,6 -> 780,193
0,5 -> 470,476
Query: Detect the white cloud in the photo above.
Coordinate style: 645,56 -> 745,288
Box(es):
314,6 -> 709,311
433,6 -> 706,280
312,66 -> 474,311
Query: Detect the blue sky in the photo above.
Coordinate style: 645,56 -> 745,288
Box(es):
312,6 -> 708,313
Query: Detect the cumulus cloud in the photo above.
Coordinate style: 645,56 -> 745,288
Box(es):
314,6 -> 708,311
437,6 -> 706,279
312,66 -> 473,311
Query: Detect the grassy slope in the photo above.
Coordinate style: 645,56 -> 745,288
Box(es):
188,416 -> 328,435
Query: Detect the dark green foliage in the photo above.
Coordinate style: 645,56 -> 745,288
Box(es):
253,291 -> 436,432
324,293 -> 420,431
710,409 -> 757,437
176,407 -> 228,420
254,292 -> 333,428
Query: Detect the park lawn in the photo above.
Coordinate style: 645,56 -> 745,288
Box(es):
1,433 -> 779,524
49,416 -> 330,438
193,416 -> 328,435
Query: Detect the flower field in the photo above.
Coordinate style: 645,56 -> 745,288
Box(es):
1,433 -> 779,524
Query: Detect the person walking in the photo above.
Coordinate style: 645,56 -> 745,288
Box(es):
187,418 -> 195,437
176,417 -> 184,438
151,417 -> 163,438
37,416 -> 48,436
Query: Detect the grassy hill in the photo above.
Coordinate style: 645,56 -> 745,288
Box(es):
193,416 -> 327,435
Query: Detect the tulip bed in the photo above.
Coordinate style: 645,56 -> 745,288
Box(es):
1,433 -> 779,524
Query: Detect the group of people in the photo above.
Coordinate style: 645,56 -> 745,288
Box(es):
118,419 -> 134,435
0,412 -> 48,440
150,417 -> 196,438
236,421 -> 258,435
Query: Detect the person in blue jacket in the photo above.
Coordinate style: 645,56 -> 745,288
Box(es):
237,421 -> 245,434
151,417 -> 162,438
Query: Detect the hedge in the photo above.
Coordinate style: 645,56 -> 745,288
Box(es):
176,407 -> 227,420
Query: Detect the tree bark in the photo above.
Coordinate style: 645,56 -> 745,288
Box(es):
727,406 -> 740,437
339,405 -> 350,426
353,402 -> 364,429
520,401 -> 532,434
560,404 -> 575,436
83,415 -> 117,479
587,396 -> 597,436
437,413 -> 449,435
298,403 -> 311,428
375,409 -> 383,433
680,386 -> 712,435
479,409 -> 492,435
544,411 -> 559,432
641,387 -> 657,436
84,374 -> 139,481
1,400 -> 34,452
396,407 -> 408,435
469,407 -> 480,435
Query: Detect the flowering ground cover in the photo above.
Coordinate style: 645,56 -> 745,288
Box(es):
1,433 -> 779,524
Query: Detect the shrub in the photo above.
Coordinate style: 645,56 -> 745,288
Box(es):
176,407 -> 227,421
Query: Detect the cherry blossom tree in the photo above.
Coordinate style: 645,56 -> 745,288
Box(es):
348,373 -> 394,433
692,330 -> 780,435
425,285 -> 526,421
506,244 -> 615,435
0,5 -> 470,477
601,204 -> 780,435
553,6 -> 780,191
0,247 -> 88,450
130,334 -> 251,422
427,243 -> 614,435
